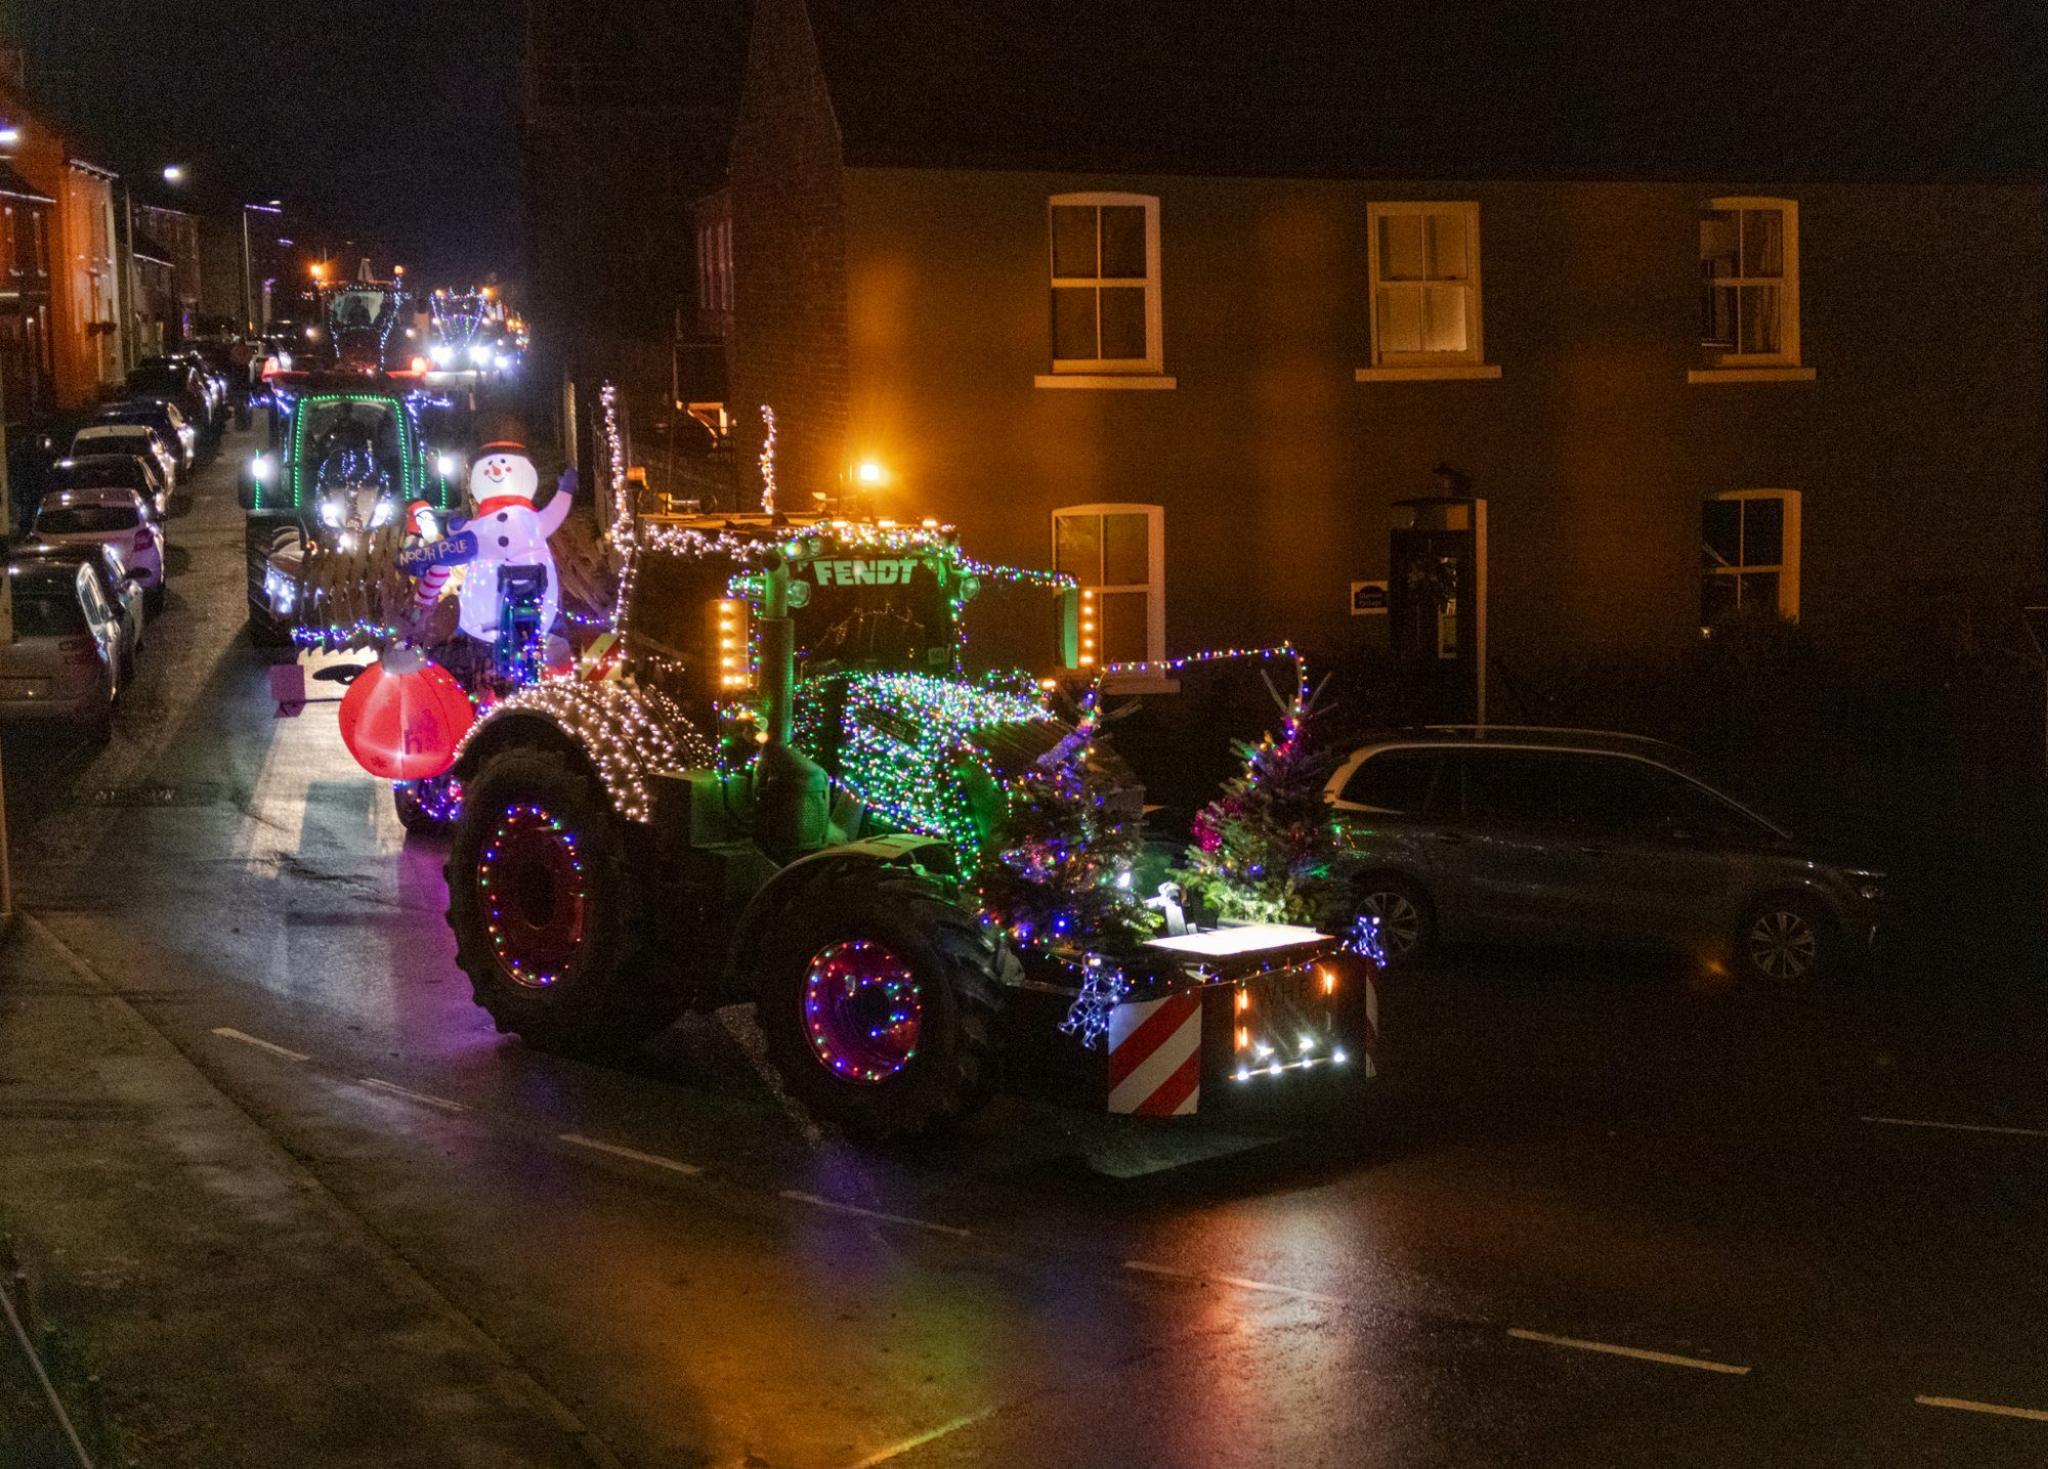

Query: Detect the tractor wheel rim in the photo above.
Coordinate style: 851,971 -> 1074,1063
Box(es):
478,802 -> 587,988
801,939 -> 924,1085
1360,893 -> 1421,956
1748,910 -> 1816,980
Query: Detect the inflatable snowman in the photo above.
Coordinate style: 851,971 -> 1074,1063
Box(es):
457,441 -> 572,644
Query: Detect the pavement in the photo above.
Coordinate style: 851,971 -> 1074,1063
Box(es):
1,421 -> 2047,1466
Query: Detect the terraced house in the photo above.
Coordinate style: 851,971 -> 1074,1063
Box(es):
708,0 -> 2045,740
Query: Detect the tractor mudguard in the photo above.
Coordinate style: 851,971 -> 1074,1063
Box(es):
725,833 -> 961,997
451,680 -> 715,825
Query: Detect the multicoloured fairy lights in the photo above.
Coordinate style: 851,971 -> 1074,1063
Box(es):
798,670 -> 1055,856
801,938 -> 923,1084
478,802 -> 586,989
757,404 -> 778,516
454,679 -> 715,824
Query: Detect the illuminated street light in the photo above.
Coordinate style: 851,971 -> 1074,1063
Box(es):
161,164 -> 187,185
855,459 -> 888,488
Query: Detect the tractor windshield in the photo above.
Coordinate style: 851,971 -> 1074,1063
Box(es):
793,553 -> 956,675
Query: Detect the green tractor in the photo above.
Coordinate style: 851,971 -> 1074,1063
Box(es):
442,512 -> 1374,1139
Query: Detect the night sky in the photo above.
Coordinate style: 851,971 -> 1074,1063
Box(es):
0,0 -> 524,283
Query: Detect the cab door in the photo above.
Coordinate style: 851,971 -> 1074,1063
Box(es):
1555,756 -> 1750,947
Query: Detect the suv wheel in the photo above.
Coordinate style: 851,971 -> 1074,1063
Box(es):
1738,897 -> 1832,984
1353,875 -> 1434,967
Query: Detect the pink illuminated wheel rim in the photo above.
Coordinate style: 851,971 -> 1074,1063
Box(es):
478,803 -> 587,989
801,939 -> 925,1085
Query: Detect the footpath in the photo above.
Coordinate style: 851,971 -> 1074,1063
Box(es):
0,915 -> 612,1468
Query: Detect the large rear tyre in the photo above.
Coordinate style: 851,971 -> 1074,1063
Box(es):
756,865 -> 1007,1141
445,746 -> 682,1052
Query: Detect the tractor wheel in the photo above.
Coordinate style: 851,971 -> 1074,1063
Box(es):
755,864 -> 1006,1141
445,746 -> 681,1053
394,776 -> 460,837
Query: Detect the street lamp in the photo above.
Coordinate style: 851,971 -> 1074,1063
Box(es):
241,200 -> 281,334
120,162 -> 188,369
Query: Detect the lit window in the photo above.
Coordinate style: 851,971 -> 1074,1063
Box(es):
1701,490 -> 1800,630
1047,195 -> 1162,374
1366,202 -> 1485,368
1700,198 -> 1800,367
1053,504 -> 1165,665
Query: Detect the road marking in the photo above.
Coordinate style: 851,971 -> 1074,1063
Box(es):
558,1133 -> 702,1176
356,1077 -> 468,1113
1123,1259 -> 1350,1307
1863,1115 -> 2048,1140
1507,1328 -> 1750,1375
1916,1395 -> 2048,1423
846,1405 -> 998,1468
210,1025 -> 311,1062
779,1191 -> 971,1239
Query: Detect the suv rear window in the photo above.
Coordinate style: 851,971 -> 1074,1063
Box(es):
1340,748 -> 1442,814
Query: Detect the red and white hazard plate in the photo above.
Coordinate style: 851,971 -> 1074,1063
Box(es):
1107,991 -> 1204,1116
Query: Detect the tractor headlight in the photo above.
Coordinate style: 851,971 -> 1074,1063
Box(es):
436,452 -> 462,481
370,498 -> 397,529
249,454 -> 273,482
318,498 -> 345,529
467,344 -> 491,366
429,344 -> 453,368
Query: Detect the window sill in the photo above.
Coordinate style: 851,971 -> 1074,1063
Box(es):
1687,366 -> 1816,383
1353,364 -> 1502,382
1034,373 -> 1177,390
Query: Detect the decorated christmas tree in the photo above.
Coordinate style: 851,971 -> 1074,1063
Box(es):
974,694 -> 1152,958
1179,662 -> 1345,929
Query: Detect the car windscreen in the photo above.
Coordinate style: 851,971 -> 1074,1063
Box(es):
76,430 -> 150,455
50,463 -> 144,493
298,400 -> 404,493
37,504 -> 139,534
10,593 -> 89,638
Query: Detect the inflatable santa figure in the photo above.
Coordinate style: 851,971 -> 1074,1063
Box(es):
457,441 -> 572,643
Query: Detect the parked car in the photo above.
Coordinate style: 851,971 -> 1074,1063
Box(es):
70,423 -> 179,497
1326,727 -> 1884,984
39,453 -> 172,522
95,397 -> 197,471
0,558 -> 130,739
139,352 -> 229,426
31,487 -> 168,615
122,364 -> 213,436
11,539 -> 147,653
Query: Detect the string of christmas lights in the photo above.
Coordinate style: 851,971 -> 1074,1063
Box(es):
758,404 -> 777,515
453,677 -> 715,824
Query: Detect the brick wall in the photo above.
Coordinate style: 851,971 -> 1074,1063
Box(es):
726,0 -> 849,511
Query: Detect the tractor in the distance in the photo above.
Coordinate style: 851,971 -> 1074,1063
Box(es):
442,513 -> 1375,1139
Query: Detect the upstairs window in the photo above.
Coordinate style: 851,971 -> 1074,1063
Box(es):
1047,195 -> 1162,375
1701,489 -> 1801,629
1699,199 -> 1800,368
697,214 -> 732,324
1366,202 -> 1484,368
1053,503 -> 1165,666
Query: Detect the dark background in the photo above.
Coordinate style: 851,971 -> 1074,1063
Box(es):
0,0 -> 524,281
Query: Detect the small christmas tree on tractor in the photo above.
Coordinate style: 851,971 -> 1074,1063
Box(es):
1179,659 -> 1348,932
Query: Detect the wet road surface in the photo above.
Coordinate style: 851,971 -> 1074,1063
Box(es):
7,427 -> 2048,1466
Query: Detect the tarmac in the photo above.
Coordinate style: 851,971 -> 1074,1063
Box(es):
0,913 -> 609,1468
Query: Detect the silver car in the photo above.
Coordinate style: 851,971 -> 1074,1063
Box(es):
0,559 -> 131,739
1327,728 -> 1884,983
32,487 -> 167,616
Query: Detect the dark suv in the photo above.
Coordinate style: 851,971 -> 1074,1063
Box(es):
1326,728 -> 1883,983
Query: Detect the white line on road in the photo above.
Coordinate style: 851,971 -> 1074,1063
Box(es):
846,1405 -> 998,1468
209,1026 -> 311,1062
558,1133 -> 702,1176
355,1077 -> 469,1113
1916,1395 -> 2048,1423
1863,1115 -> 2048,1140
1123,1259 -> 1351,1307
1507,1328 -> 1751,1375
779,1191 -> 971,1238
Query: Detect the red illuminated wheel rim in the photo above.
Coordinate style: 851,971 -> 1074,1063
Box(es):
478,803 -> 587,988
801,939 -> 924,1085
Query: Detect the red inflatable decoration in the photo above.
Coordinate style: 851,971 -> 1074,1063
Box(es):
337,648 -> 475,780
